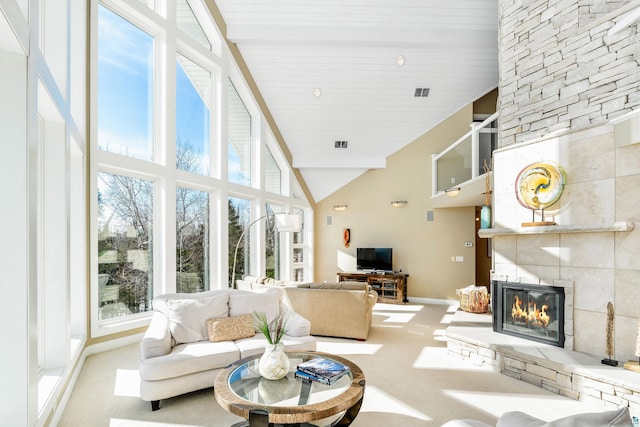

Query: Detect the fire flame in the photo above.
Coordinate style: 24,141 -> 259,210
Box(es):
511,295 -> 550,328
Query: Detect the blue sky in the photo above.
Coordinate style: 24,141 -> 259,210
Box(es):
98,5 -> 211,174
98,5 -> 154,160
176,60 -> 210,168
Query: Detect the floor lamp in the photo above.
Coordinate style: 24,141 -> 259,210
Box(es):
230,212 -> 302,289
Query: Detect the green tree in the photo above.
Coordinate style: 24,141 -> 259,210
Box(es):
228,199 -> 244,286
98,173 -> 153,314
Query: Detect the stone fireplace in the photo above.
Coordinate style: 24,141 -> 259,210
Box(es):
483,124 -> 638,363
446,122 -> 640,408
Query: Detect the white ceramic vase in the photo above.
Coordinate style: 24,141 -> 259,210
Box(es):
258,343 -> 290,380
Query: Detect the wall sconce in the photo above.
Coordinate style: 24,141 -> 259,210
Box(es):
445,187 -> 461,197
333,204 -> 348,211
390,200 -> 407,208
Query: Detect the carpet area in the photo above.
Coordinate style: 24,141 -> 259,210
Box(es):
57,303 -> 606,426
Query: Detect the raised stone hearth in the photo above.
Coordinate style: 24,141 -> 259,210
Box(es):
446,310 -> 640,417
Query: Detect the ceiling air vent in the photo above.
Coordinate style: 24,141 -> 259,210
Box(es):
334,140 -> 348,148
414,88 -> 430,97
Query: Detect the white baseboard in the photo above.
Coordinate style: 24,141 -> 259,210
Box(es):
84,332 -> 145,356
407,297 -> 459,306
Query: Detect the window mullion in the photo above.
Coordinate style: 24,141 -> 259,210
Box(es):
162,8 -> 177,295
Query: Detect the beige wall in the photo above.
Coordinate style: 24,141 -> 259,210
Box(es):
314,103 -> 481,300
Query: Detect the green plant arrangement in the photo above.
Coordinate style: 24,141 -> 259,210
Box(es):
254,311 -> 290,380
254,311 -> 287,345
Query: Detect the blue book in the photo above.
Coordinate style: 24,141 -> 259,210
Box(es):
296,357 -> 350,380
294,369 -> 348,385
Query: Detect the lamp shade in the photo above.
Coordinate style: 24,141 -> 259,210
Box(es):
275,213 -> 302,232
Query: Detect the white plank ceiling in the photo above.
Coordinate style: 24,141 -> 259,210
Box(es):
215,0 -> 499,202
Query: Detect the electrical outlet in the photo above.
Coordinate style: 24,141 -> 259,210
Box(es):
451,177 -> 456,184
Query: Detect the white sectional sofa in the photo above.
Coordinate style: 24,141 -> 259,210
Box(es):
139,287 -> 316,410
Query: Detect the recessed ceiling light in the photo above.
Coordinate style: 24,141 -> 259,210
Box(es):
313,88 -> 321,98
396,55 -> 405,66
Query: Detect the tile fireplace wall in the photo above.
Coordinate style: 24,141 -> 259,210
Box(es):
489,124 -> 639,363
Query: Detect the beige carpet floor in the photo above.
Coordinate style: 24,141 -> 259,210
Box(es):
57,303 -> 606,427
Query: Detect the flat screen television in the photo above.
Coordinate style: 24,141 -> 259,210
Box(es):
357,248 -> 392,272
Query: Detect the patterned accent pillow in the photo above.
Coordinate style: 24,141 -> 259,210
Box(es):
206,314 -> 255,342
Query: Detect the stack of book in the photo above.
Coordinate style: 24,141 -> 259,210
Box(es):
294,357 -> 351,385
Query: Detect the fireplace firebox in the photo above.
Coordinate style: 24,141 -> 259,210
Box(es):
492,281 -> 565,347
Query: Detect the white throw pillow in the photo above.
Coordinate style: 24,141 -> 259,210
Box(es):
229,288 -> 281,331
161,293 -> 229,344
281,307 -> 311,337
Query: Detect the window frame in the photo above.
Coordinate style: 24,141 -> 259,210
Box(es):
91,0 -> 312,337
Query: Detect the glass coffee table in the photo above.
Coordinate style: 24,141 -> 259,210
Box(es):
214,351 -> 365,427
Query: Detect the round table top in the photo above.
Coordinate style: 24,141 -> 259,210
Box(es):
214,351 -> 365,425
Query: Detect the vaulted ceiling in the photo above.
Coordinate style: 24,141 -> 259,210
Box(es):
215,0 -> 499,202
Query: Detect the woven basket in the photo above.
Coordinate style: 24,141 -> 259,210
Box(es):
456,285 -> 489,313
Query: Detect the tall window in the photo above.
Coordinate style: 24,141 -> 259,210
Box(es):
176,54 -> 211,175
94,0 -> 311,331
228,80 -> 251,185
292,207 -> 306,282
265,204 -> 282,279
176,0 -> 211,50
97,5 -> 154,161
229,197 -> 251,286
176,188 -> 209,292
265,146 -> 282,194
97,173 -> 153,319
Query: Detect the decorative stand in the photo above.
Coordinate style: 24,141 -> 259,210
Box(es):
521,208 -> 556,227
602,302 -> 619,367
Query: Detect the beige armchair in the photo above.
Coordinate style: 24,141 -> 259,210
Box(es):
237,277 -> 378,340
